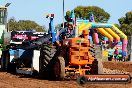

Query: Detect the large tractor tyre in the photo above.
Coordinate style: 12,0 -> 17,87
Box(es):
90,59 -> 103,74
1,50 -> 10,71
0,53 -> 4,70
7,63 -> 17,73
53,56 -> 65,80
39,43 -> 57,78
90,59 -> 98,74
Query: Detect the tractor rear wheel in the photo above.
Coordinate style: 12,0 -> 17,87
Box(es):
90,59 -> 98,74
7,63 -> 17,73
39,43 -> 57,78
53,56 -> 65,80
1,50 -> 10,71
90,58 -> 103,74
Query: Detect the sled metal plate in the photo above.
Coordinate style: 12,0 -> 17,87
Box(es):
16,68 -> 32,75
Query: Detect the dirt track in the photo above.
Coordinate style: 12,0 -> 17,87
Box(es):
0,62 -> 132,88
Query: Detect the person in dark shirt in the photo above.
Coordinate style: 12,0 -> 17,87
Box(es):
55,22 -> 74,40
114,48 -> 119,60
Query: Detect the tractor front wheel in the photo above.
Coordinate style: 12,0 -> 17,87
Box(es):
39,43 -> 57,78
1,50 -> 10,71
53,56 -> 65,80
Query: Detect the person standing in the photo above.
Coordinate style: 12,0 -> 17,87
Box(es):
114,48 -> 119,61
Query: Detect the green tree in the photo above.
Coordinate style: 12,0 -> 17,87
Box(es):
114,23 -> 120,28
8,17 -> 18,31
55,23 -> 62,30
118,11 -> 132,36
8,17 -> 46,32
65,6 -> 110,23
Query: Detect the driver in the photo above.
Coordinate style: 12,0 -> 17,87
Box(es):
55,22 -> 74,40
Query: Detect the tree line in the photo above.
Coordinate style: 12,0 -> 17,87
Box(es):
8,6 -> 132,36
64,6 -> 132,36
8,17 -> 46,32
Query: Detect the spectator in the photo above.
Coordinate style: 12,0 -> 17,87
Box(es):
122,51 -> 127,61
116,52 -> 123,61
114,48 -> 119,60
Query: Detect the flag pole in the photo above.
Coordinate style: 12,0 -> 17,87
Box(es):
63,0 -> 64,28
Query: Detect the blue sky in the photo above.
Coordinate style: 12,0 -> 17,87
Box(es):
0,0 -> 132,29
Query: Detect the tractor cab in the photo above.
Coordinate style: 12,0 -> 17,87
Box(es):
0,6 -> 7,25
0,6 -> 8,44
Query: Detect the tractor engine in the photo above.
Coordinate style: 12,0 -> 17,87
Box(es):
61,37 -> 97,77
63,38 -> 95,65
